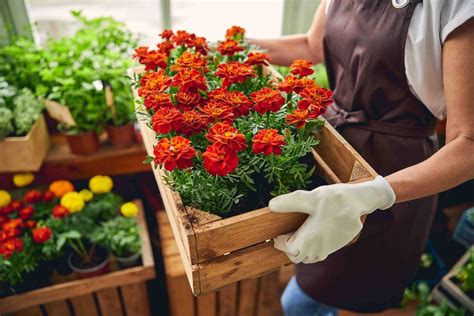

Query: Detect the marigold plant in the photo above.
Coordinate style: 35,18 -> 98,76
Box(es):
135,26 -> 333,215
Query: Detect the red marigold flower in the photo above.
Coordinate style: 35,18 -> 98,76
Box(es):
19,206 -> 34,220
286,109 -> 319,129
277,75 -> 305,94
32,227 -> 52,244
225,26 -> 246,40
133,46 -> 149,63
52,205 -> 68,219
246,52 -> 271,66
199,100 -> 234,124
175,91 -> 201,111
0,214 -> 8,226
0,238 -> 22,258
9,200 -> 23,212
2,219 -> 23,238
25,220 -> 37,229
138,70 -> 172,97
171,52 -> 208,73
171,68 -> 207,93
151,107 -> 183,134
157,40 -> 174,56
188,36 -> 208,55
154,136 -> 197,171
290,59 -> 314,77
298,86 -> 334,107
144,50 -> 168,71
25,190 -> 42,204
297,99 -> 327,117
203,144 -> 239,176
251,88 -> 285,114
171,30 -> 192,46
144,93 -> 173,111
217,39 -> 244,56
180,110 -> 207,136
206,123 -> 247,152
42,191 -> 56,202
223,90 -> 252,117
215,62 -> 255,88
252,129 -> 286,156
160,29 -> 174,40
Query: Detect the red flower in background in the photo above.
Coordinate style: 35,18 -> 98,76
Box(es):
199,100 -> 234,124
252,129 -> 286,156
290,59 -> 314,77
2,219 -> 23,238
175,91 -> 201,111
225,26 -> 246,40
277,75 -> 305,94
25,220 -> 37,229
203,144 -> 239,176
42,191 -> 56,202
286,109 -> 318,129
157,40 -> 174,56
171,52 -> 208,73
246,52 -> 271,66
217,39 -> 244,56
52,205 -> 68,219
133,47 -> 167,71
206,123 -> 247,152
0,214 -> 8,226
0,238 -> 23,259
152,107 -> 183,134
251,88 -> 285,114
171,30 -> 192,46
32,227 -> 52,244
138,70 -> 172,97
144,93 -> 173,112
188,36 -> 209,55
215,62 -> 255,88
154,136 -> 197,171
180,110 -> 207,136
159,29 -> 174,40
19,206 -> 34,220
171,68 -> 207,93
25,190 -> 42,204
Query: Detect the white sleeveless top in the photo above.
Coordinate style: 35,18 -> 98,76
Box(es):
326,0 -> 474,119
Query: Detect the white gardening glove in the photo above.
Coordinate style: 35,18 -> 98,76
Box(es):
269,176 -> 396,264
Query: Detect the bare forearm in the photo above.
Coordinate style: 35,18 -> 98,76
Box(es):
387,136 -> 474,202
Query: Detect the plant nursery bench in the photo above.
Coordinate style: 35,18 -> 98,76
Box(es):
0,200 -> 155,316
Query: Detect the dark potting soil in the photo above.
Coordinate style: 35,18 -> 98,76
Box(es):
71,245 -> 108,270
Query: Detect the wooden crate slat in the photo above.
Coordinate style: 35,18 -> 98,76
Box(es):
166,275 -> 195,316
135,200 -> 154,267
70,294 -> 99,316
13,306 -> 43,316
236,278 -> 258,316
43,300 -> 72,316
121,282 -> 151,316
96,288 -> 123,316
255,271 -> 281,316
197,292 -> 217,316
217,283 -> 238,316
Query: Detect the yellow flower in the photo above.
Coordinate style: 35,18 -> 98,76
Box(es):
12,173 -> 35,187
89,175 -> 113,194
0,190 -> 11,208
49,180 -> 74,197
60,191 -> 85,213
121,202 -> 139,218
79,189 -> 94,202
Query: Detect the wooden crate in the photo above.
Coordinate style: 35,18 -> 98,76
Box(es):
0,200 -> 155,316
157,211 -> 282,316
0,114 -> 50,172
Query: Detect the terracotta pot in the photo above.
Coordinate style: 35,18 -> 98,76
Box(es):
68,246 -> 110,279
106,124 -> 136,148
65,131 -> 100,155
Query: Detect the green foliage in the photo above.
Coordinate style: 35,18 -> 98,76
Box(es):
0,76 -> 16,107
0,236 -> 38,285
0,107 -> 14,139
456,248 -> 474,292
13,88 -> 44,136
92,217 -> 141,257
82,192 -> 123,223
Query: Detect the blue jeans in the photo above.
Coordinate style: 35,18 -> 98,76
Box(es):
281,277 -> 339,316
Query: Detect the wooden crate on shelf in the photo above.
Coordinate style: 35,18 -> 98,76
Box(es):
157,211 -> 282,316
0,200 -> 155,316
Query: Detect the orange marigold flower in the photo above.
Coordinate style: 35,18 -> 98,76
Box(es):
32,227 -> 52,244
286,109 -> 319,129
215,62 -> 255,88
298,86 -> 334,107
189,36 -> 209,55
171,30 -> 192,46
138,70 -> 172,97
206,123 -> 247,152
277,75 -> 305,94
2,219 -> 23,238
175,90 -> 201,111
252,129 -> 286,156
203,144 -> 239,176
133,48 -> 167,71
181,110 -> 207,136
246,52 -> 271,66
225,26 -> 246,40
251,88 -> 285,114
171,52 -> 208,73
159,29 -> 174,40
199,100 -> 234,124
154,136 -> 196,171
144,93 -> 173,111
290,59 -> 314,77
223,90 -> 252,117
157,40 -> 174,56
152,107 -> 183,134
49,180 -> 74,197
217,39 -> 244,56
171,68 -> 207,93
208,88 -> 228,102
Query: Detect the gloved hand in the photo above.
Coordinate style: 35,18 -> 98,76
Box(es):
269,176 -> 396,264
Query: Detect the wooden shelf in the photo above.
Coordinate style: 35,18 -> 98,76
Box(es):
0,134 -> 151,187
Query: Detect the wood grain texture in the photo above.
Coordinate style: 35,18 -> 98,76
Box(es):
13,306 -> 44,316
197,292 -> 217,316
121,282 -> 151,316
166,275 -> 195,316
256,272 -> 281,316
217,283 -> 237,316
96,288 -> 123,316
44,300 -> 72,316
70,294 -> 99,316
236,278 -> 258,316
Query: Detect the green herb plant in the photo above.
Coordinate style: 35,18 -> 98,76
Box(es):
92,217 -> 141,258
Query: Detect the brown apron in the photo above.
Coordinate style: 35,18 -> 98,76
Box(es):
295,0 -> 439,312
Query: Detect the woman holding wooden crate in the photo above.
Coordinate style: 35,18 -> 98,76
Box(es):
253,0 -> 474,314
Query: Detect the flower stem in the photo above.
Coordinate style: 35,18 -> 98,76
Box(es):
266,112 -> 270,127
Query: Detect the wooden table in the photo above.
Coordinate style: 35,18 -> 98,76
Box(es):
0,134 -> 151,188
